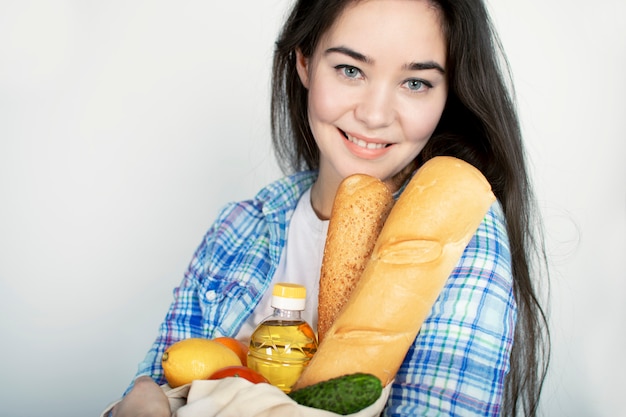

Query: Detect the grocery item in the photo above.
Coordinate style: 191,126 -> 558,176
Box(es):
208,365 -> 270,384
247,283 -> 318,393
317,174 -> 393,343
162,338 -> 242,388
213,336 -> 249,366
294,156 -> 496,389
288,373 -> 382,415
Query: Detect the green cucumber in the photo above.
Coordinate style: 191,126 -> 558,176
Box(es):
288,373 -> 383,415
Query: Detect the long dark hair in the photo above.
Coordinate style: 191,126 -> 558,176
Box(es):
271,1 -> 550,415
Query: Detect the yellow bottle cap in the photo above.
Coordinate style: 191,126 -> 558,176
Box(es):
271,283 -> 307,310
272,283 -> 306,299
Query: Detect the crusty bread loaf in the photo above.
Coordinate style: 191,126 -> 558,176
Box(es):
317,174 -> 394,343
295,156 -> 496,389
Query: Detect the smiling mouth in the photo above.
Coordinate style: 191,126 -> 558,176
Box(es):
341,130 -> 390,150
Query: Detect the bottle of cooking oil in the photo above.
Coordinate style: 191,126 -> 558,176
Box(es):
247,283 -> 318,393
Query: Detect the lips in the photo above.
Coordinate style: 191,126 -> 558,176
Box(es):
341,130 -> 390,150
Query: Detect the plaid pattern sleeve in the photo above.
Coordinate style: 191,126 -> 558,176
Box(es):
126,172 -> 317,395
383,202 -> 516,416
130,203 -> 247,389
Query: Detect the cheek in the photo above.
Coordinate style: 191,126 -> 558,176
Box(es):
307,77 -> 350,125
402,101 -> 446,144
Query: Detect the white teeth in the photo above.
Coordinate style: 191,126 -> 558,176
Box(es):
346,133 -> 386,150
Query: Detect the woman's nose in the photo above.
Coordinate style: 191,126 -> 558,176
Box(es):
354,84 -> 396,129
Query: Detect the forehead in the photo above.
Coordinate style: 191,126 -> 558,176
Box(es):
318,0 -> 447,66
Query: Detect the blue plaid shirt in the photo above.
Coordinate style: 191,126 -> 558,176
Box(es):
132,170 -> 515,416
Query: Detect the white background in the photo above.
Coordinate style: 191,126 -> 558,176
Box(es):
0,1 -> 624,416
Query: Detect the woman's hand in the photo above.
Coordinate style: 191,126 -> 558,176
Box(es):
111,376 -> 170,417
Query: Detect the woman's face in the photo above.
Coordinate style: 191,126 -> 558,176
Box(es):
297,0 -> 448,194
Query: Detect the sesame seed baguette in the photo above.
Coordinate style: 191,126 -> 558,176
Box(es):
296,156 -> 496,389
317,174 -> 394,343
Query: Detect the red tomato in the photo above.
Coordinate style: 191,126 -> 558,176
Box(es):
208,366 -> 270,384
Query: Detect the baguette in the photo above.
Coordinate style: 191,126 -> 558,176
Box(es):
317,174 -> 394,343
296,156 -> 496,389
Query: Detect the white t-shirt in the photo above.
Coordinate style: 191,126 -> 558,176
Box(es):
236,187 -> 328,341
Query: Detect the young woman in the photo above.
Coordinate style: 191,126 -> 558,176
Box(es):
111,0 -> 549,416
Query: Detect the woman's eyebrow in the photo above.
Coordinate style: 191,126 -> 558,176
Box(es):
405,61 -> 446,74
325,46 -> 371,64
325,46 -> 445,74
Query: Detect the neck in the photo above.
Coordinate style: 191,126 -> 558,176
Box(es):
310,178 -> 339,220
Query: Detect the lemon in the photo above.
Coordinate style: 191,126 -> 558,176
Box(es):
162,338 -> 242,387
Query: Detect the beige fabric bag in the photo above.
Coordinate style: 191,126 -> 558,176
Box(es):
101,377 -> 391,417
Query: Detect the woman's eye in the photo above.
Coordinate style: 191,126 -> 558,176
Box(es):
336,65 -> 362,79
405,79 -> 432,92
